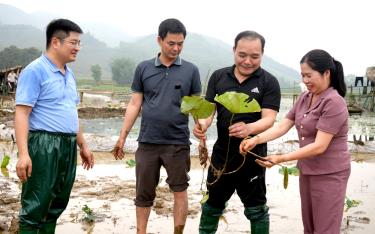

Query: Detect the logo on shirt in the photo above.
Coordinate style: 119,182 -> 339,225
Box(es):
251,87 -> 260,93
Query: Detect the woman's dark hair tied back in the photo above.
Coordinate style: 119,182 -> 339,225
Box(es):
300,49 -> 346,97
331,57 -> 337,71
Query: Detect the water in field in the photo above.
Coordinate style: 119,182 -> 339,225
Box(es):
80,97 -> 375,154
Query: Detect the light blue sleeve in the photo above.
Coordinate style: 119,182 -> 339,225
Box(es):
15,67 -> 41,107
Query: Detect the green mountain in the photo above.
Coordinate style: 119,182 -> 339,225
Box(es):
0,3 -> 300,88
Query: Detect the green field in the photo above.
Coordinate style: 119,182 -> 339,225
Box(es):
76,78 -> 132,94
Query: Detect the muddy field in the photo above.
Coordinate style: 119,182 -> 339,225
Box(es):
1,107 -> 126,122
1,149 -> 375,234
1,98 -> 375,233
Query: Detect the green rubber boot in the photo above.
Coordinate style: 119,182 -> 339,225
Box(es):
244,205 -> 270,234
199,203 -> 224,234
39,222 -> 56,234
18,223 -> 39,234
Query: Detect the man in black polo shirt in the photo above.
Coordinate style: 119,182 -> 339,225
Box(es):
112,18 -> 201,234
194,31 -> 281,234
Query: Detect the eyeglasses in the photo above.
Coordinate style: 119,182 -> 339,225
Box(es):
60,39 -> 83,48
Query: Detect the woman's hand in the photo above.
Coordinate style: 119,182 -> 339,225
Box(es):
239,136 -> 258,154
255,155 -> 282,168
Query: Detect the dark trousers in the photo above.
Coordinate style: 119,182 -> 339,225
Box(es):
205,155 -> 267,209
19,131 -> 77,234
199,154 -> 269,234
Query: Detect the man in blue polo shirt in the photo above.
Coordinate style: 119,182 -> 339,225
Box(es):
193,31 -> 281,234
15,19 -> 94,234
112,18 -> 201,234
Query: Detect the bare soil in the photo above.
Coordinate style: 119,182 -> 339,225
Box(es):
0,106 -> 125,123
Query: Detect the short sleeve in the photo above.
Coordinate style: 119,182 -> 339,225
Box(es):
15,67 -> 41,107
286,92 -> 308,121
190,66 -> 202,95
131,64 -> 143,93
285,105 -> 296,121
205,71 -> 218,102
316,97 -> 348,134
261,75 -> 281,111
285,96 -> 300,121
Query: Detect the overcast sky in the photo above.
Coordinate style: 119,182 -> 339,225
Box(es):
1,0 -> 374,75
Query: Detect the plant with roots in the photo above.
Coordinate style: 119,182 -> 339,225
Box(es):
180,95 -> 215,167
208,91 -> 261,186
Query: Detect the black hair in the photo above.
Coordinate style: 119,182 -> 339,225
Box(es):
46,18 -> 83,49
234,30 -> 265,52
158,18 -> 186,40
300,49 -> 346,97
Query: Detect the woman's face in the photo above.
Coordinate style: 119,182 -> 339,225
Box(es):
300,62 -> 330,95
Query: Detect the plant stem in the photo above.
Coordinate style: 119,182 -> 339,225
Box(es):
246,150 -> 279,166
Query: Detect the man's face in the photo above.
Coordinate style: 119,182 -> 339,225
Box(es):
233,38 -> 263,77
158,32 -> 184,61
57,32 -> 81,63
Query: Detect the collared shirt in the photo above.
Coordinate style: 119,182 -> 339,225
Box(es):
16,54 -> 79,133
206,65 -> 281,168
131,55 -> 201,145
286,87 -> 350,175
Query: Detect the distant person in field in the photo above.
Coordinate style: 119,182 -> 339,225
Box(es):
15,18 -> 94,234
7,70 -> 17,91
112,18 -> 201,234
193,30 -> 281,234
240,49 -> 350,234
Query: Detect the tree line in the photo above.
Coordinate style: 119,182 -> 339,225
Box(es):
0,46 -> 136,85
0,46 -> 41,70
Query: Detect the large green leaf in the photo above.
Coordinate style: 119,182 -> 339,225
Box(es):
214,92 -> 261,114
180,96 -> 215,119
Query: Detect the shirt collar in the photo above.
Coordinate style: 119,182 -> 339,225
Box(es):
227,65 -> 262,81
304,87 -> 336,111
154,53 -> 182,67
41,54 -> 70,74
306,87 -> 335,99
